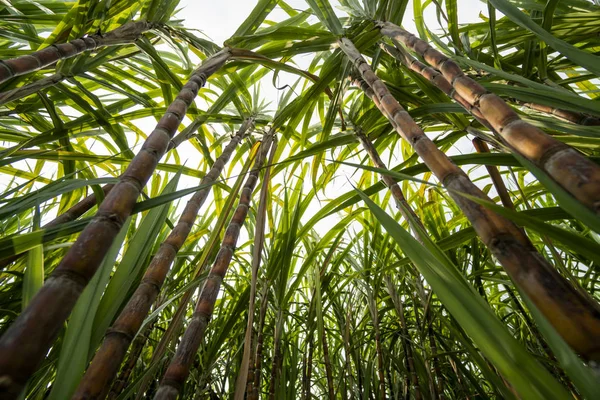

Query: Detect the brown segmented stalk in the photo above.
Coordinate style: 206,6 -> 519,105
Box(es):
339,37 -> 600,361
0,48 -> 231,398
72,118 -> 252,400
0,184 -> 114,271
378,22 -> 600,213
472,138 -> 515,209
235,141 -> 273,400
380,42 -> 497,137
268,315 -> 283,400
107,320 -> 155,400
354,128 -> 426,240
321,323 -> 335,400
153,133 -> 274,400
0,21 -> 152,85
133,148 -> 254,399
250,284 -> 270,400
517,101 -> 600,126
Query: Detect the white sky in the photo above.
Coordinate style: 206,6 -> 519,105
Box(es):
179,0 -> 485,46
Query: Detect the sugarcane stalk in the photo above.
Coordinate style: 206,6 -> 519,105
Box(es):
339,37 -> 600,362
321,323 -> 335,400
72,117 -> 252,400
0,48 -> 232,398
133,170 -> 247,399
304,338 -> 314,400
354,127 -> 426,241
234,136 -> 273,400
106,319 -> 156,400
251,283 -> 270,400
378,22 -> 600,214
517,101 -> 600,126
471,138 -> 515,209
268,311 -> 283,400
386,278 -> 421,400
0,184 -> 114,270
153,132 -> 274,400
0,21 -> 153,85
371,299 -> 386,400
380,42 -> 498,136
0,111 -> 210,272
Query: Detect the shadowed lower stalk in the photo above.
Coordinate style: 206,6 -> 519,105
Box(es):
72,118 -> 253,400
153,132 -> 274,400
0,48 -> 232,398
107,320 -> 156,400
268,311 -> 284,400
339,37 -> 600,362
378,22 -> 600,214
0,21 -> 153,85
250,283 -> 270,400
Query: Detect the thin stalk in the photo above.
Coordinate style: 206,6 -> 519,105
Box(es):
321,322 -> 335,400
251,283 -> 270,400
0,21 -> 153,85
386,278 -> 421,400
106,320 -> 155,400
370,297 -> 386,400
153,132 -> 274,400
354,128 -> 426,241
234,137 -> 273,400
471,138 -> 515,209
378,22 -> 600,213
0,48 -> 232,398
339,37 -> 600,361
517,100 -> 600,126
304,338 -> 314,400
268,311 -> 283,400
73,117 -> 252,400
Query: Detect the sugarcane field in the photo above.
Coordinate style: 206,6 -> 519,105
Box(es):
0,0 -> 599,398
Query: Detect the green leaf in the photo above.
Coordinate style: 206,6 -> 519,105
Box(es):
355,188 -> 571,399
489,0 -> 600,76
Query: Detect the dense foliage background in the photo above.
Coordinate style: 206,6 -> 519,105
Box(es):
0,0 -> 599,398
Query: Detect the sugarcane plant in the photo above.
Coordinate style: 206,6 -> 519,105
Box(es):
0,0 -> 600,399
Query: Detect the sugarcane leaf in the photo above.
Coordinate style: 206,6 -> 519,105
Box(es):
356,188 -> 570,399
489,0 -> 600,76
305,0 -> 344,34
